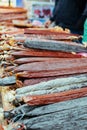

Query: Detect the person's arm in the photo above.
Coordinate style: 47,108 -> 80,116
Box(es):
50,0 -> 59,22
45,0 -> 59,28
82,2 -> 87,17
76,2 -> 87,30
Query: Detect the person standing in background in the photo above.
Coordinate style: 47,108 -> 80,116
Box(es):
45,0 -> 87,34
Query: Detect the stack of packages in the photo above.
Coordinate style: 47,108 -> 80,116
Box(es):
0,6 -> 27,25
0,25 -> 87,130
0,6 -> 28,37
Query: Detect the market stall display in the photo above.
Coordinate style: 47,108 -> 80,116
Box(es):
0,7 -> 87,129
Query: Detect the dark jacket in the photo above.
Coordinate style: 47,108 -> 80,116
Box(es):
50,0 -> 87,32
